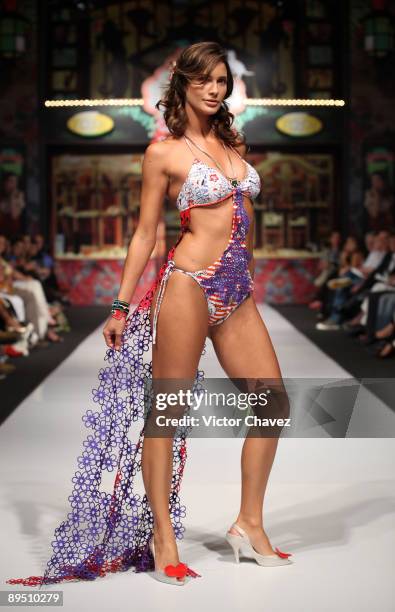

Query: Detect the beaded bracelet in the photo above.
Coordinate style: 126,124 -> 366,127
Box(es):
112,299 -> 129,309
111,305 -> 129,314
111,298 -> 130,319
111,309 -> 128,320
111,299 -> 129,309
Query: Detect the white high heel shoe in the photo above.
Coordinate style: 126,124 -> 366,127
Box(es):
148,536 -> 201,585
225,523 -> 293,567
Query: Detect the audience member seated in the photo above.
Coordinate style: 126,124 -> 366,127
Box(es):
315,234 -> 366,329
0,296 -> 34,358
309,230 -> 342,313
309,228 -> 395,359
335,230 -> 393,318
0,229 -> 74,379
375,312 -> 395,358
340,235 -> 395,356
0,234 -> 63,343
29,234 -> 70,304
0,232 -> 75,383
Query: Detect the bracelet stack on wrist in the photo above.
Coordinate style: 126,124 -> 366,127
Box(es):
111,299 -> 130,320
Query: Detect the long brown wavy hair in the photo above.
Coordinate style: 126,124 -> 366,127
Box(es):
155,41 -> 246,149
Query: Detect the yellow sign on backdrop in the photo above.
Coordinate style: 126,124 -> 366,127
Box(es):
276,112 -> 323,137
67,111 -> 114,137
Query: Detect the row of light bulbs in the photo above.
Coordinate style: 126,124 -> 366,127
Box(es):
44,99 -> 142,107
45,98 -> 345,108
247,98 -> 345,106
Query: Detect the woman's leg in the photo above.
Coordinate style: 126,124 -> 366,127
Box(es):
319,279 -> 335,318
11,286 -> 45,337
374,292 -> 395,332
142,270 -> 208,573
13,279 -> 50,338
0,292 -> 26,322
210,295 -> 289,555
364,291 -> 392,338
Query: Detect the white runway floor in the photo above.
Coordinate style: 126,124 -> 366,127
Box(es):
1,304 -> 394,611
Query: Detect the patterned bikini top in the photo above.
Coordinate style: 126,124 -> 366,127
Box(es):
176,136 -> 261,212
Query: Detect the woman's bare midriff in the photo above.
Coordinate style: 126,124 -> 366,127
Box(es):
171,194 -> 254,273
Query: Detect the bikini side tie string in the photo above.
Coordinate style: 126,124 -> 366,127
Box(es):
152,259 -> 175,345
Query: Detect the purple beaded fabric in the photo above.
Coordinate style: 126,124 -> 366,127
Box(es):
6,159 -> 260,588
197,187 -> 255,323
6,252 -> 205,588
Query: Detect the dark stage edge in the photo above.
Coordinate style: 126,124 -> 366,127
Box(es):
0,306 -> 109,427
272,304 -> 395,413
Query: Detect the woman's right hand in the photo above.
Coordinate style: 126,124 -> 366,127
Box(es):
103,315 -> 126,350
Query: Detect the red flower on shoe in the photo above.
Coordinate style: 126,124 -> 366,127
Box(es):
164,563 -> 188,579
164,562 -> 202,579
274,547 -> 292,558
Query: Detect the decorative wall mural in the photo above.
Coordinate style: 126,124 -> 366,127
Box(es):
50,148 -> 335,262
46,0 -> 301,100
45,0 -> 344,112
251,151 -> 335,249
52,153 -> 165,259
